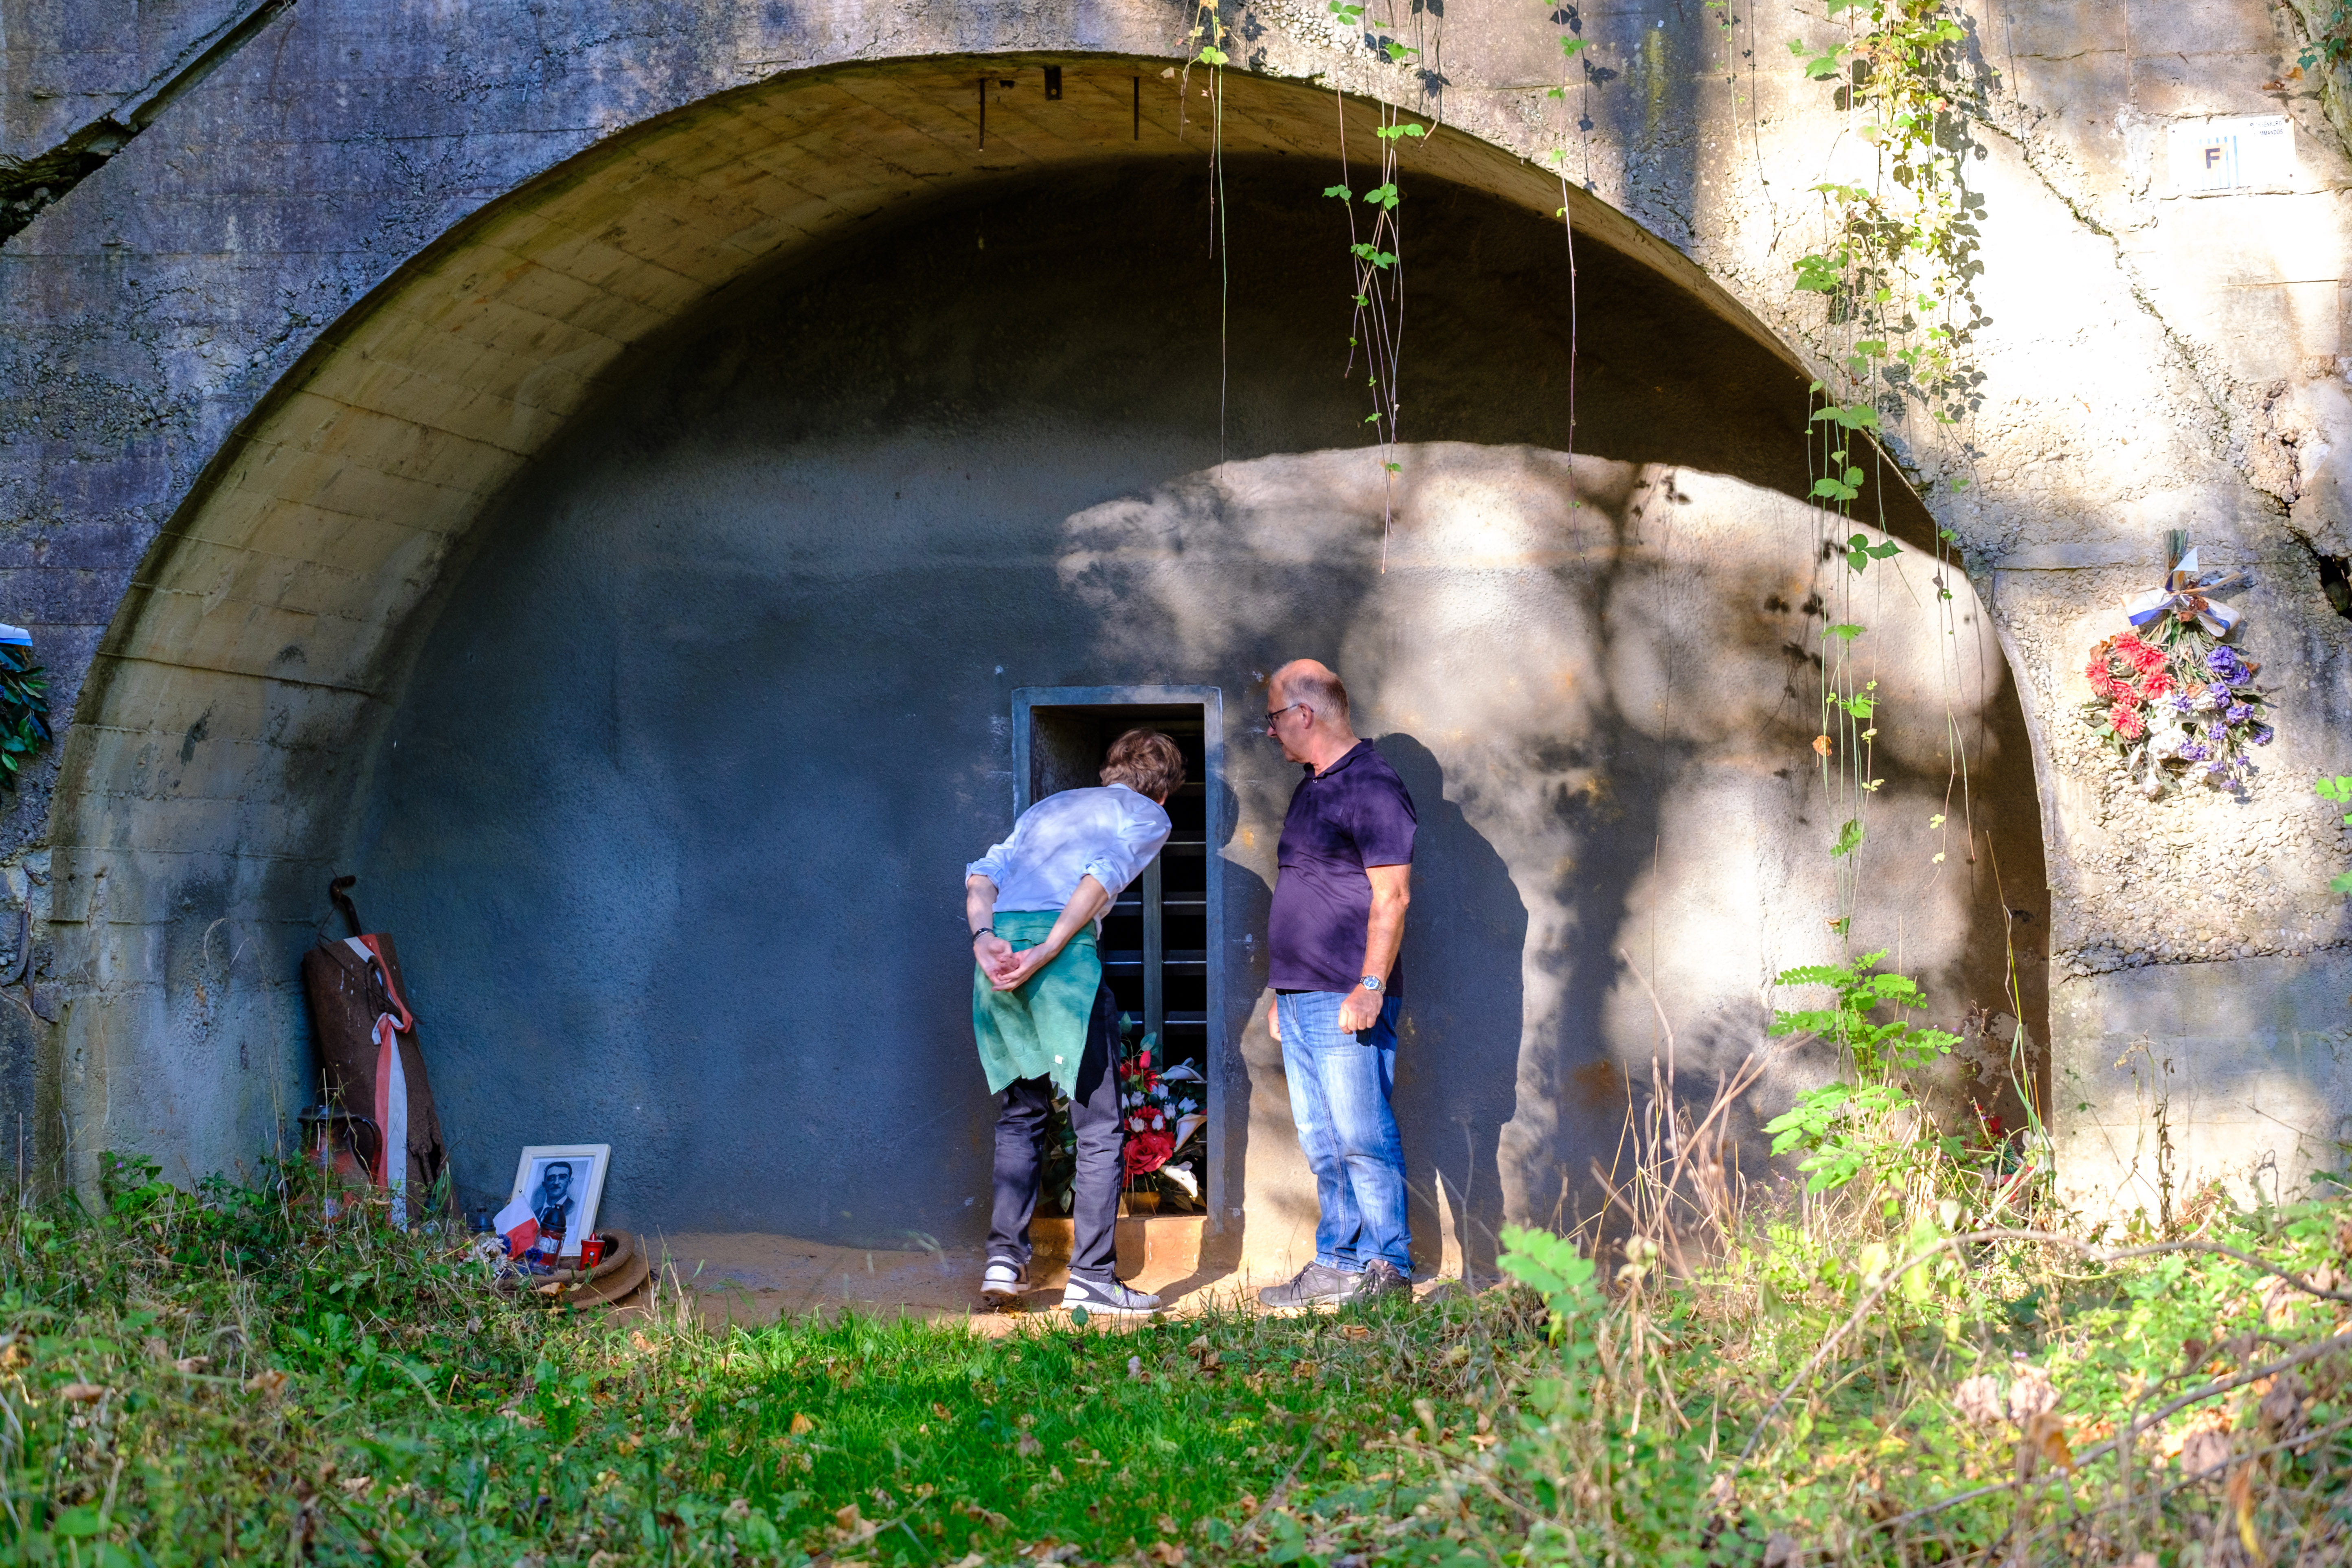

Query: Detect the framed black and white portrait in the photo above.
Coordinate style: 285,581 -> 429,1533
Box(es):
508,1144 -> 610,1258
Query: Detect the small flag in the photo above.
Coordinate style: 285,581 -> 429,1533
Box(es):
492,1194 -> 540,1259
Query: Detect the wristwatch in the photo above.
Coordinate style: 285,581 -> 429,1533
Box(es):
1359,975 -> 1384,993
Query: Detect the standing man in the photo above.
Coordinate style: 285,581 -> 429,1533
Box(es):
1257,659 -> 1417,1307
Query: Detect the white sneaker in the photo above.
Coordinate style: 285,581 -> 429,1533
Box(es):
981,1257 -> 1027,1303
1062,1276 -> 1163,1317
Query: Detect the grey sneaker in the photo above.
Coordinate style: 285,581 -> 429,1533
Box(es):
1355,1259 -> 1413,1300
1062,1276 -> 1163,1317
980,1257 -> 1028,1305
1257,1261 -> 1361,1309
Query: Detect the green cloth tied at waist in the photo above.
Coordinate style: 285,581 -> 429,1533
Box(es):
971,911 -> 1100,1099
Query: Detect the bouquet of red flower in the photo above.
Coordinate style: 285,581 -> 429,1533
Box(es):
1115,1026 -> 1204,1181
2080,547 -> 2269,796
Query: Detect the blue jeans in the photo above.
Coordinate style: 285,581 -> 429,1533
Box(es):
1276,990 -> 1410,1274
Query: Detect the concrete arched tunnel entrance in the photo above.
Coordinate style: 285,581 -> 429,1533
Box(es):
49,57 -> 2047,1278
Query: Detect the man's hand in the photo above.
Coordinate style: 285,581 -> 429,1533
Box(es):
1338,985 -> 1383,1034
1268,996 -> 1282,1043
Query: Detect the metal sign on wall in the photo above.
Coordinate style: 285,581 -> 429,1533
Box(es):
2167,114 -> 2296,195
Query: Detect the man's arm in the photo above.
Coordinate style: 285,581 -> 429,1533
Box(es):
1337,863 -> 1412,1031
987,875 -> 1112,992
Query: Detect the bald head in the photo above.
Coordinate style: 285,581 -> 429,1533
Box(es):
1270,659 -> 1349,721
1267,659 -> 1359,771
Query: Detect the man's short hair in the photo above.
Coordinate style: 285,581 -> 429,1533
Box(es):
544,1162 -> 573,1178
1282,665 -> 1350,721
1100,728 -> 1187,798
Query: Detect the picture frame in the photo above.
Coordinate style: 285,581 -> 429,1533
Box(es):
507,1144 -> 610,1258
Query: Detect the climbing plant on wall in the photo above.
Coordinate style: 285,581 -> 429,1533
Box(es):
1787,0 -> 1985,448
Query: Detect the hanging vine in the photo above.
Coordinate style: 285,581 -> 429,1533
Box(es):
1321,0 -> 1439,565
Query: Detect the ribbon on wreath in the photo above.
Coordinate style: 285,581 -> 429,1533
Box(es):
2124,548 -> 2250,637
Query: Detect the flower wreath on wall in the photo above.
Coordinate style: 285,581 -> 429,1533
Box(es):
2081,544 -> 2270,798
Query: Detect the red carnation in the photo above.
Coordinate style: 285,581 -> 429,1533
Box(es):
2138,669 -> 2175,701
2115,635 -> 2167,673
2109,704 -> 2145,739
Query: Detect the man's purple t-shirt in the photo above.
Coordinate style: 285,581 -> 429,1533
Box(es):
1268,741 -> 1418,997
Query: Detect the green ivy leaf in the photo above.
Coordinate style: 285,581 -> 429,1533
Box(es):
1830,819 -> 1865,858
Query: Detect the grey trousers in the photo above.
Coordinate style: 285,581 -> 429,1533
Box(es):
987,983 -> 1122,1284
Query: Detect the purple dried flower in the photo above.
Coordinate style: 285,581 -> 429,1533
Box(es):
2180,742 -> 2210,762
2250,724 -> 2275,746
2225,702 -> 2253,725
2206,647 -> 2247,682
2206,721 -> 2228,743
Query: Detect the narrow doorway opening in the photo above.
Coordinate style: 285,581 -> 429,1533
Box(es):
1012,686 -> 1224,1225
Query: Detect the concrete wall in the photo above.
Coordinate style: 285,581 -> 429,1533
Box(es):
0,0 -> 2344,1226
342,164 -> 2037,1269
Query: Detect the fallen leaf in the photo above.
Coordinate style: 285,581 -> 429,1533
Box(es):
1156,1515 -> 1181,1535
932,1401 -> 952,1419
58,1382 -> 107,1403
2180,1428 -> 2232,1478
1340,1324 -> 1372,1341
789,1412 -> 815,1435
2019,1410 -> 2072,1476
2260,1376 -> 2304,1434
1953,1373 -> 2003,1427
2005,1365 -> 2058,1423
1761,1533 -> 1800,1568
172,1355 -> 211,1373
339,1476 -> 373,1496
1292,1359 -> 1319,1380
1016,1431 -> 1043,1458
1148,1542 -> 1188,1566
244,1368 -> 288,1399
2227,1460 -> 2262,1560
1812,734 -> 1833,757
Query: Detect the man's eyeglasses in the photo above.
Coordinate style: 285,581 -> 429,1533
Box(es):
1263,703 -> 1308,735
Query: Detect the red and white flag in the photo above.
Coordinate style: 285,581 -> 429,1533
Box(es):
491,1194 -> 540,1259
342,935 -> 417,1226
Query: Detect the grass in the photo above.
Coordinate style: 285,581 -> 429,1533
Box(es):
6,1153 -> 2352,1566
0,1158 -> 1501,1565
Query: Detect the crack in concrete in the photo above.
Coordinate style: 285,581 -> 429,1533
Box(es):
0,0 -> 298,244
1972,112 -> 2247,477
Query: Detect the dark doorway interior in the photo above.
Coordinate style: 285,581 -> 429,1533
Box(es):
1018,690 -> 1222,1215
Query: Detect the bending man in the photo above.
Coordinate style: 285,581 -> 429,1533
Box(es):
964,727 -> 1185,1317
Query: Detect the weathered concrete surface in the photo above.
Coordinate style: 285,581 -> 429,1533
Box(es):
0,0 -> 2344,1224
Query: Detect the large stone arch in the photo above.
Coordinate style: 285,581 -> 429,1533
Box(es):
11,0 -> 2345,1243
37,50 -> 2050,1260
